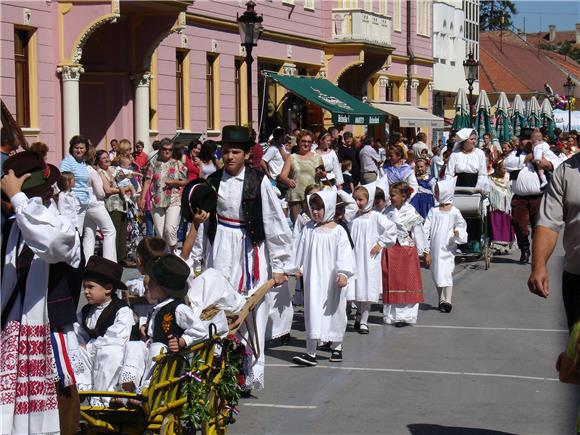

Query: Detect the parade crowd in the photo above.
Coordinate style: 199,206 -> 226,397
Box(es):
0,122 -> 578,434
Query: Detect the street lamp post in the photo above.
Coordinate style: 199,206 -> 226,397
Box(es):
463,51 -> 479,126
237,1 -> 263,129
563,75 -> 576,133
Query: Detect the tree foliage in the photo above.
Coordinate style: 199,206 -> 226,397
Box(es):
480,1 -> 517,31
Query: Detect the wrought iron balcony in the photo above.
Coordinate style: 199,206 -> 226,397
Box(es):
331,9 -> 392,47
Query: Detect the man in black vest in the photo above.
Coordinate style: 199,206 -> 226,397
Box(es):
201,125 -> 292,393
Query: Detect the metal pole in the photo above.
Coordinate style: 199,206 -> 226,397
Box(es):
569,99 -> 572,132
246,45 -> 253,129
468,84 -> 474,126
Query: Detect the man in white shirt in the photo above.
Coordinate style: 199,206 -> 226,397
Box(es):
261,127 -> 287,181
509,128 -> 556,264
359,139 -> 382,184
411,132 -> 431,159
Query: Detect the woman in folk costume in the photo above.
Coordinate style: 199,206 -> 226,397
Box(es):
349,183 -> 397,334
287,189 -> 356,366
74,256 -> 135,406
488,159 -> 515,253
195,126 -> 292,392
1,151 -> 82,434
423,177 -> 468,313
382,182 -> 430,326
410,157 -> 436,219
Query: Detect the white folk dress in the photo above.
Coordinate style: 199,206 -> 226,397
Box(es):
74,302 -> 135,406
424,207 -> 468,287
1,193 -> 81,435
287,190 -> 356,343
198,168 -> 292,390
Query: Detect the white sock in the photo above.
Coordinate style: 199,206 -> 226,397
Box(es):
359,302 -> 370,324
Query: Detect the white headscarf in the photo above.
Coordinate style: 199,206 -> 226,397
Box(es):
453,128 -> 477,151
307,188 -> 337,223
436,176 -> 457,204
357,182 -> 377,212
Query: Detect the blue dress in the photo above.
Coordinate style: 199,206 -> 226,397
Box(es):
410,176 -> 436,219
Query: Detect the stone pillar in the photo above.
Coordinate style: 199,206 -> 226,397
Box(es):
378,76 -> 390,101
57,64 -> 84,144
133,72 -> 153,152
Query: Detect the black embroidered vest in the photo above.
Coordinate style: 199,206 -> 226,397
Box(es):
207,166 -> 266,245
81,297 -> 128,340
1,217 -> 84,331
152,299 -> 185,345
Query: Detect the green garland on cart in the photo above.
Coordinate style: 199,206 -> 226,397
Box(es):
180,338 -> 244,431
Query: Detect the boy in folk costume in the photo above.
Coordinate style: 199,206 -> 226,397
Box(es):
423,177 -> 468,313
349,183 -> 397,334
287,190 -> 356,366
195,125 -> 292,391
382,182 -> 430,326
1,151 -> 82,434
74,256 -> 135,406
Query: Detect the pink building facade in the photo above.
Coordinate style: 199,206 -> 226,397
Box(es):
1,0 -> 433,163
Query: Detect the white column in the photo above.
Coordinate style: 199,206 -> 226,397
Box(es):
133,72 -> 152,153
57,64 -> 84,144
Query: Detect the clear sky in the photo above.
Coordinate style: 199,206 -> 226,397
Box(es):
512,0 -> 580,33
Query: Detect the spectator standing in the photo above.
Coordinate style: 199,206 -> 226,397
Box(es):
59,135 -> 91,233
411,132 -> 430,159
139,139 -> 188,252
199,140 -> 221,178
359,138 -> 382,184
315,131 -> 343,188
337,131 -> 361,185
529,153 -> 580,330
133,140 -> 148,170
108,139 -> 118,160
185,140 -> 202,181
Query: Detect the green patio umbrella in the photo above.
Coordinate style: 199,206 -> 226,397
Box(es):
494,92 -> 513,142
473,90 -> 493,146
452,87 -> 471,130
511,94 -> 527,136
527,96 -> 542,128
540,98 -> 556,140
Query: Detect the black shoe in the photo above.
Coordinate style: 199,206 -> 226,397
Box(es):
329,350 -> 343,362
353,320 -> 361,331
318,342 -> 332,352
519,248 -> 530,265
292,353 -> 317,367
394,321 -> 409,328
440,302 -> 452,313
240,389 -> 253,398
280,333 -> 291,345
358,323 -> 369,334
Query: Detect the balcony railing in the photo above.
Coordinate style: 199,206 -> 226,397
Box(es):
332,9 -> 392,47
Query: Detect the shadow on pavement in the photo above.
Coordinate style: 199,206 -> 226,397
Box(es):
407,424 -> 517,435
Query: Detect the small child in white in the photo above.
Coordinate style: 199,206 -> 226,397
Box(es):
74,256 -> 135,406
423,177 -> 468,313
349,183 -> 397,334
532,140 -> 559,188
287,189 -> 356,366
56,171 -> 79,229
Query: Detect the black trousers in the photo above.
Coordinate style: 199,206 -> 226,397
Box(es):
563,271 -> 580,330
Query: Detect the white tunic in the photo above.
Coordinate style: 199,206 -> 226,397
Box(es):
74,302 -> 135,406
318,149 -> 344,185
423,207 -> 468,287
1,193 -> 81,435
348,211 -> 397,302
445,148 -> 489,192
289,223 -> 355,342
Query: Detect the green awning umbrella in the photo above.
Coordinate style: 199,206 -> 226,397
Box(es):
540,98 -> 556,140
527,96 -> 542,128
494,92 -> 513,142
511,94 -> 527,136
473,90 -> 493,146
452,87 -> 470,130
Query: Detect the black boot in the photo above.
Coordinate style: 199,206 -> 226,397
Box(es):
519,247 -> 530,264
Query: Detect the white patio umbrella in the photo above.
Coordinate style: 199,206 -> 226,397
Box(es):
494,92 -> 513,142
474,90 -> 493,145
511,94 -> 527,136
452,87 -> 471,130
527,96 -> 542,128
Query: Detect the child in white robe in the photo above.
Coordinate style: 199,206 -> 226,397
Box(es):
349,183 -> 397,334
56,171 -> 79,229
423,177 -> 468,313
74,256 -> 135,406
287,189 -> 356,366
382,182 -> 430,326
